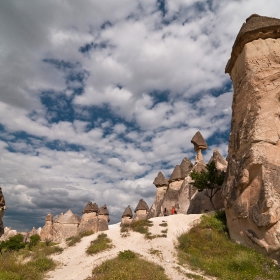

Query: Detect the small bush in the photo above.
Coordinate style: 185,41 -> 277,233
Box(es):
28,234 -> 41,250
159,222 -> 168,227
118,250 -> 136,260
4,234 -> 25,251
86,233 -> 113,255
90,251 -> 169,280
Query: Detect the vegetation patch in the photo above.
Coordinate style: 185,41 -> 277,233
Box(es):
0,234 -> 62,279
159,222 -> 168,227
177,211 -> 280,280
87,250 -> 169,280
66,230 -> 94,247
86,233 -> 113,255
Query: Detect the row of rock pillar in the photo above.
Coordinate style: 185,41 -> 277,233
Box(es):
40,202 -> 110,242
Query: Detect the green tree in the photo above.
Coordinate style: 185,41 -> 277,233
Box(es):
190,161 -> 225,210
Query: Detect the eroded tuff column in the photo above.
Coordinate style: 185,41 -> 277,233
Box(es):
224,14 -> 280,262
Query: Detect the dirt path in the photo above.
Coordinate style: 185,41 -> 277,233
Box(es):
46,214 -> 211,280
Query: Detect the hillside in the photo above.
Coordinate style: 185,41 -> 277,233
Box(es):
46,214 -> 207,280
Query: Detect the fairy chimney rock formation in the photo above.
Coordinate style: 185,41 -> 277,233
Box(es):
98,205 -> 110,231
78,202 -> 99,234
121,205 -> 133,225
191,132 -> 208,163
40,213 -> 53,241
147,172 -> 169,219
51,210 -> 81,242
224,14 -> 280,262
134,199 -> 149,221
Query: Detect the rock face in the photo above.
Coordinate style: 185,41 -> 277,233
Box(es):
40,202 -> 110,242
52,210 -> 81,242
121,205 -> 133,225
98,205 -> 110,231
224,14 -> 280,262
148,132 -> 227,217
0,187 -> 6,237
0,227 -> 17,241
40,213 -> 54,241
78,202 -> 99,234
147,172 -> 169,218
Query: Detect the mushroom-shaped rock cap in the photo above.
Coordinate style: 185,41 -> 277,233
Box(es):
98,205 -> 109,215
180,157 -> 193,178
122,205 -> 133,218
83,201 -> 99,214
134,199 -> 149,213
191,131 -> 208,151
169,165 -> 183,182
226,14 -> 280,74
45,213 -> 53,222
153,172 -> 169,187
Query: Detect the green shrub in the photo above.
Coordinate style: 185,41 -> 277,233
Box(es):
28,234 -> 41,250
118,250 -> 136,260
86,233 -> 113,255
177,211 -> 280,279
4,234 -> 25,251
90,251 -> 169,280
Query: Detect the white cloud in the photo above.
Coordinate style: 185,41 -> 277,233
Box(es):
1,0 -> 280,230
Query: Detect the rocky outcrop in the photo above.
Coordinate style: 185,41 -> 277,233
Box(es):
147,172 -> 169,218
224,14 -> 280,262
40,202 -> 110,242
121,205 -> 133,225
0,187 -> 6,237
134,199 -> 149,221
40,213 -> 54,241
159,157 -> 193,216
191,132 -> 208,163
98,205 -> 110,231
78,202 -> 99,234
147,132 -> 227,217
0,227 -> 17,241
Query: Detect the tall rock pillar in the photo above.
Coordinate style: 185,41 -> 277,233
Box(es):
224,14 -> 280,261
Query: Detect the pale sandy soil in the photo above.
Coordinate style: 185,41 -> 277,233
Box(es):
46,214 -> 212,280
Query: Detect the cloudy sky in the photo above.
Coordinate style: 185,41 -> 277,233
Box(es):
0,0 -> 279,231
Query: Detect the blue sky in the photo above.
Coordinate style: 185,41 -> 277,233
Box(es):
0,0 -> 279,231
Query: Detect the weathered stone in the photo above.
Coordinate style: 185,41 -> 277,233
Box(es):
52,210 -> 81,242
224,14 -> 280,262
191,132 -> 208,163
40,213 -> 53,241
98,205 -> 110,223
83,201 -> 99,214
98,219 -> 108,231
0,227 -> 17,241
134,199 -> 149,221
78,213 -> 98,234
147,172 -> 168,219
121,205 -> 133,225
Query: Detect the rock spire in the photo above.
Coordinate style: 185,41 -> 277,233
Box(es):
191,131 -> 208,163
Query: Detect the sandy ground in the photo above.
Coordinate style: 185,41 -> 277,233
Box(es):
46,214 -> 211,280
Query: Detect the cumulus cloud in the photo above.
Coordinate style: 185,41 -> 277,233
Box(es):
0,0 -> 280,231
